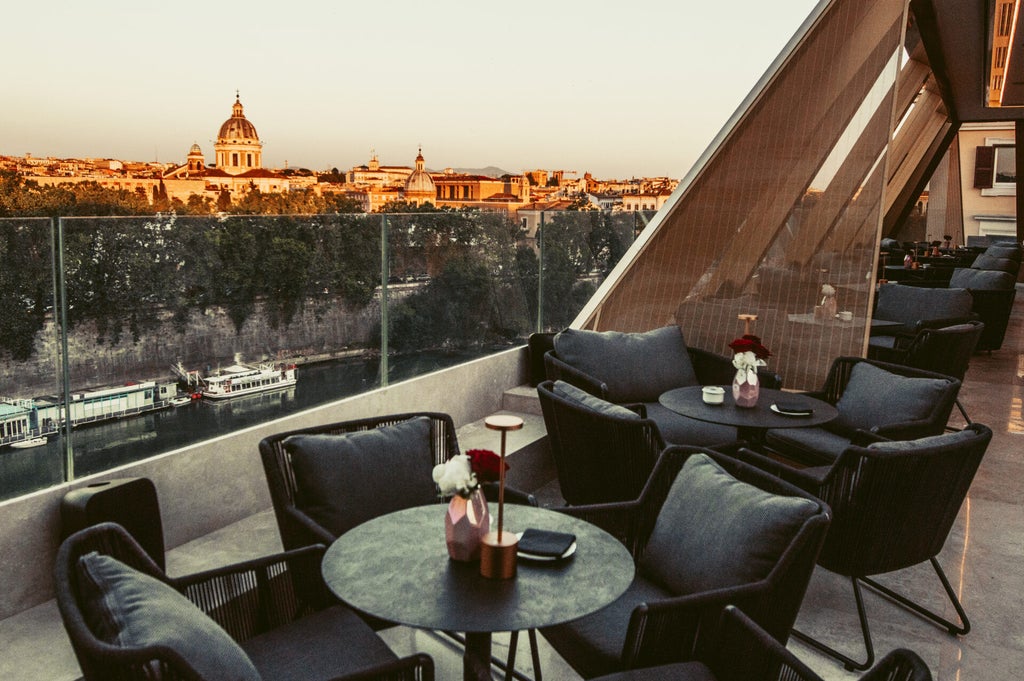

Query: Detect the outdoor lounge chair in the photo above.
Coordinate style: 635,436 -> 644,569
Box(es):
588,606 -> 932,681
539,446 -> 830,678
730,423 -> 992,671
544,325 -> 781,447
55,522 -> 434,681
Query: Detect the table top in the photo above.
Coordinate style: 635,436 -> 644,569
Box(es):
322,504 -> 635,634
658,386 -> 837,431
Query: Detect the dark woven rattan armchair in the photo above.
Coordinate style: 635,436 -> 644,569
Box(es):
731,423 -> 992,671
538,379 -> 665,505
867,320 -> 984,424
762,357 -> 961,466
539,446 -> 831,678
55,522 -> 433,681
259,411 -> 537,677
543,326 -> 782,448
588,606 -> 933,681
259,412 -> 460,551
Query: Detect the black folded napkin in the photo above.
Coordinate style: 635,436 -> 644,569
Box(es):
773,401 -> 814,416
518,528 -> 576,558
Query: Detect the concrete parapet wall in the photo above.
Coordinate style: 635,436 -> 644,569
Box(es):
0,345 -> 528,620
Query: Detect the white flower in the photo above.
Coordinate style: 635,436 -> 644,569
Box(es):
432,454 -> 477,497
820,283 -> 836,297
732,350 -> 766,372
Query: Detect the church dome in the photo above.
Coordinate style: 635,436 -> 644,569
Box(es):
217,95 -> 259,142
188,143 -> 203,155
405,147 -> 436,196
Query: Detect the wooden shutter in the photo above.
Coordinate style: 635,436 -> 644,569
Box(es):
974,146 -> 995,188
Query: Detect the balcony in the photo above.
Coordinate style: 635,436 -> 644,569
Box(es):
0,282 -> 1021,679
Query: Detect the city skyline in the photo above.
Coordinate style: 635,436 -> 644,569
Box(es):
3,0 -> 820,179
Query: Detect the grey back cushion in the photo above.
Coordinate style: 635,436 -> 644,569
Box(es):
867,427 -> 977,451
639,454 -> 818,595
970,253 -> 1018,273
874,284 -> 974,326
552,380 -> 641,420
77,552 -> 261,681
984,244 -> 1021,261
553,326 -> 697,403
285,417 -> 437,536
833,362 -> 950,433
949,268 -> 1016,290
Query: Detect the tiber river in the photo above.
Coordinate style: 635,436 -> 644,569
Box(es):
0,349 -> 495,501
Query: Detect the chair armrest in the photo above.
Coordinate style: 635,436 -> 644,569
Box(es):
173,544 -> 336,641
326,653 -> 435,681
543,351 -> 609,398
620,582 -> 769,670
282,505 -> 340,548
481,481 -> 538,507
857,649 -> 932,681
728,447 -> 836,490
912,314 -> 978,331
704,606 -> 823,681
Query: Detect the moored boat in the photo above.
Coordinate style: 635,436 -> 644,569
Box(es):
200,363 -> 297,400
8,437 -> 48,449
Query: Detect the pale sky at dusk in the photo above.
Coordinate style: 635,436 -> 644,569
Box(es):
3,0 -> 821,179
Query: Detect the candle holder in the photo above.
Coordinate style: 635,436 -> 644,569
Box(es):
479,413 -> 523,579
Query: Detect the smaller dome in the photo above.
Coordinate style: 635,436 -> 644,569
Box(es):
405,168 -> 436,195
189,143 -> 203,155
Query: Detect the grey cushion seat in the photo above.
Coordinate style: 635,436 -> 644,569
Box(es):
544,578 -> 673,673
643,402 -> 737,447
872,284 -> 974,336
242,606 -> 400,681
765,360 -> 958,465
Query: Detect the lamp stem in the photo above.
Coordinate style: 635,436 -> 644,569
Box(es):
498,430 -> 507,540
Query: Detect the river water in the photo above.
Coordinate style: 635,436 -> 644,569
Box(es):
0,349 -> 495,501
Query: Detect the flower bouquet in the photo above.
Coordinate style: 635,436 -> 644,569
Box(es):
728,334 -> 771,408
433,449 -> 507,561
815,283 -> 837,320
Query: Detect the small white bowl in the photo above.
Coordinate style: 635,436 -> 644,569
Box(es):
702,386 -> 725,405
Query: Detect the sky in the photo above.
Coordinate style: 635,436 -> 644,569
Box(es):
2,0 -> 822,180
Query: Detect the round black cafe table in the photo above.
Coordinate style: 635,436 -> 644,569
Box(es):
321,503 -> 635,681
659,386 -> 837,445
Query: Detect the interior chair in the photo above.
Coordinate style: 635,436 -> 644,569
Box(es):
258,411 -> 538,679
761,357 -> 961,466
55,522 -> 433,681
868,283 -> 975,357
731,424 -> 991,671
899,268 -> 1017,351
538,446 -> 830,679
588,605 -> 933,681
538,379 -> 666,505
867,320 -> 984,424
543,325 -> 781,447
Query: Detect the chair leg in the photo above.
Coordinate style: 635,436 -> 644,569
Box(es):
955,398 -> 972,425
861,557 -> 970,635
504,629 -> 542,681
791,576 -> 875,672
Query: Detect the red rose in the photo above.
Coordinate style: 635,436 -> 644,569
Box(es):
728,334 -> 771,360
466,448 -> 508,482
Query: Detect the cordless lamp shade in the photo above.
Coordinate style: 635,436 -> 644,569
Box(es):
480,414 -> 523,579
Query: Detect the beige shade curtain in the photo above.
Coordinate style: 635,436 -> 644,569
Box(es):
577,0 -> 918,390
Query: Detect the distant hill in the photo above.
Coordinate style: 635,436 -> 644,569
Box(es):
442,165 -> 514,178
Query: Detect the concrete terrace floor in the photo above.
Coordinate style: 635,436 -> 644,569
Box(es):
1,286 -> 1022,680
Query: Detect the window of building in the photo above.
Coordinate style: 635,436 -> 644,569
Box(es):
975,137 -> 1017,195
247,153 -> 253,167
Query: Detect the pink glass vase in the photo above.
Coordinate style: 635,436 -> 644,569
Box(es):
732,368 -> 760,408
445,488 -> 490,561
